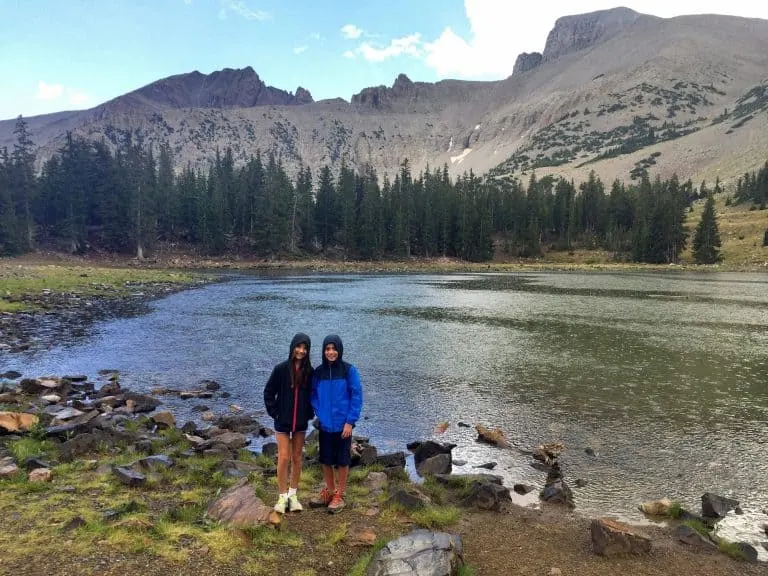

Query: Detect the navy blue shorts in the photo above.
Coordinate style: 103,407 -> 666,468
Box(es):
319,430 -> 352,467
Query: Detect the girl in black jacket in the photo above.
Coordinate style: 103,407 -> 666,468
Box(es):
263,332 -> 314,513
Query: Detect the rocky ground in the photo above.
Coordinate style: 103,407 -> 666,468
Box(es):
0,372 -> 765,576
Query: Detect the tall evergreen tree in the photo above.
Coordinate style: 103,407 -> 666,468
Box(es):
692,194 -> 722,264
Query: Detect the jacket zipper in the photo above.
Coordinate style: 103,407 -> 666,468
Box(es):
292,369 -> 299,432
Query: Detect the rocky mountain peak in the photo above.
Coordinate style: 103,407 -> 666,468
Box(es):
542,7 -> 642,62
130,66 -> 311,109
351,73 -> 417,109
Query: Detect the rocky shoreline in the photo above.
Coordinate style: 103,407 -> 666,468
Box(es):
1,372 -> 765,575
0,273 -> 211,355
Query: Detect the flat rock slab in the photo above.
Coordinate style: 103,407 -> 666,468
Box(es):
206,478 -> 280,527
112,466 -> 146,487
591,518 -> 651,557
366,529 -> 463,576
0,411 -> 38,433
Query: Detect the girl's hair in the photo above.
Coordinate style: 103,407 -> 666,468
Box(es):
290,348 -> 312,388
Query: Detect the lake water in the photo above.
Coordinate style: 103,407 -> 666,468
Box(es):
4,271 -> 768,554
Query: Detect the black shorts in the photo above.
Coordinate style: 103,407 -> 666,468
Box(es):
319,430 -> 352,467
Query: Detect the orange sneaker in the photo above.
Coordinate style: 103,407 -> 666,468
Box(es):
328,492 -> 345,513
309,487 -> 334,508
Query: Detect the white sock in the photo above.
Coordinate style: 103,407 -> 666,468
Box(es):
288,488 -> 297,497
280,492 -> 288,499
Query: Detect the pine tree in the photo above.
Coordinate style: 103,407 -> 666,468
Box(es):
692,194 -> 722,264
11,116 -> 36,250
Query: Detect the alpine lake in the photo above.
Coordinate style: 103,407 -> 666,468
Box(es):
5,270 -> 768,556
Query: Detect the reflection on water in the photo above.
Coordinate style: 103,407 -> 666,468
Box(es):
5,270 -> 768,555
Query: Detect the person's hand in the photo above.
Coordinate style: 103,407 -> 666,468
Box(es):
341,423 -> 353,438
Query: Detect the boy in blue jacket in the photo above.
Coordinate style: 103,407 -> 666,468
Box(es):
311,334 -> 363,513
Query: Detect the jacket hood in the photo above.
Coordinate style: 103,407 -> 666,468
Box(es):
321,334 -> 344,365
289,332 -> 311,359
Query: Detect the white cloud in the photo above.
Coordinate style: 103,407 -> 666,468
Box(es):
36,81 -> 63,100
341,24 -> 363,39
343,50 -> 356,59
357,33 -> 422,63
219,0 -> 269,21
183,0 -> 192,4
294,45 -> 308,55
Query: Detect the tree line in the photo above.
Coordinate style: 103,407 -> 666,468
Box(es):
0,116 -> 729,263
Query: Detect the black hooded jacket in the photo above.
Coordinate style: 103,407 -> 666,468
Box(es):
263,332 -> 314,433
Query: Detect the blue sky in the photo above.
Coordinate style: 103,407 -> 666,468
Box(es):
2,0 -> 768,120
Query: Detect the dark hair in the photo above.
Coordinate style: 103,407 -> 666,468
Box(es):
290,347 -> 312,388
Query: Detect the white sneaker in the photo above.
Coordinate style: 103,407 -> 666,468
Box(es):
288,493 -> 303,512
274,494 -> 288,514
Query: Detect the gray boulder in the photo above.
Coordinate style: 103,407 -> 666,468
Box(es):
416,454 -> 452,476
701,492 -> 739,519
366,529 -> 463,576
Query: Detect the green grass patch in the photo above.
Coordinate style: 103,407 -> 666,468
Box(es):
420,476 -> 448,504
243,525 -> 303,548
682,518 -> 711,537
347,539 -> 388,576
458,565 -> 477,576
8,437 -> 57,461
409,506 -> 461,529
667,501 -> 684,519
718,540 -> 748,561
318,522 -> 348,549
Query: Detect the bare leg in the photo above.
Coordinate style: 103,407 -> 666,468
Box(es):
290,431 -> 305,490
276,432 -> 291,494
322,464 -> 336,493
337,465 -> 349,495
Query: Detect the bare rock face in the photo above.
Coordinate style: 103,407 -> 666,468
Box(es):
294,86 -> 314,104
351,73 -> 417,110
542,7 -> 642,61
513,52 -> 543,74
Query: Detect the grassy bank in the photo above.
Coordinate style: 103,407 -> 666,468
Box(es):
0,262 -> 200,313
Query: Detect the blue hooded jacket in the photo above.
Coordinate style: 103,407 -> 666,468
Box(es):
311,335 -> 363,433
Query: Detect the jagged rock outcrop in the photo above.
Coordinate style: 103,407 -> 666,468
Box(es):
351,74 -> 417,109
513,52 -> 543,74
542,7 -> 642,61
130,66 -> 310,109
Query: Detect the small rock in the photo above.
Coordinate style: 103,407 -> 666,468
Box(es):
461,481 -> 511,511
376,452 -> 406,469
0,463 -> 20,478
134,455 -> 174,471
347,528 -> 377,547
513,483 -> 535,495
62,516 -> 87,532
28,468 -> 53,482
201,411 -> 215,422
41,394 -> 62,404
549,569 -> 562,576
575,478 -> 588,488
475,424 -> 510,447
388,487 -> 431,510
202,379 -> 220,391
474,461 -> 497,470
453,459 -> 467,466
591,518 -> 651,556
363,471 -> 388,492
675,525 -> 715,548
261,442 -> 278,458
457,422 -> 470,428
585,447 -> 596,456
63,374 -> 88,382
150,411 -> 175,429
0,411 -> 39,433
416,453 -> 452,476
112,466 -> 146,487
737,542 -> 759,563
24,457 -> 52,471
181,421 -> 198,435
0,370 -> 22,379
206,478 -> 280,527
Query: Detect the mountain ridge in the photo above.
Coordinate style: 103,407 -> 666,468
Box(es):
2,7 -> 768,187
